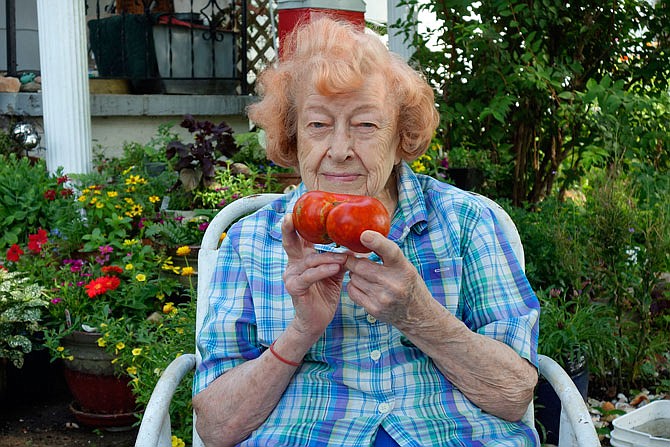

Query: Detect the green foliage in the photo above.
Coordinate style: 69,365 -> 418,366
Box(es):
0,155 -> 73,250
144,213 -> 210,249
0,128 -> 17,157
194,165 -> 280,209
509,168 -> 670,393
0,270 -> 50,368
399,0 -> 670,204
99,295 -> 196,443
537,288 -> 620,379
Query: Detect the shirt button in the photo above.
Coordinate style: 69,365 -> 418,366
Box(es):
370,350 -> 381,361
366,314 -> 377,324
378,402 -> 391,414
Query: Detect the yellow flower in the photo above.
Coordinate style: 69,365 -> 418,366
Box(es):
176,328 -> 185,335
122,166 -> 134,175
57,346 -> 64,352
135,273 -> 147,282
162,302 -> 175,314
123,239 -> 139,246
132,348 -> 142,356
149,195 -> 160,203
411,160 -> 426,173
126,263 -> 134,271
96,201 -> 104,209
181,266 -> 195,276
116,342 -> 125,350
176,246 -> 191,256
127,366 -> 138,375
78,195 -> 87,202
125,197 -> 135,205
67,355 -> 74,361
125,174 -> 147,185
156,292 -> 165,301
107,191 -> 118,198
97,338 -> 107,347
172,436 -> 186,447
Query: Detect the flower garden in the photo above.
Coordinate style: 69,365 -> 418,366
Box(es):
0,117 -> 293,444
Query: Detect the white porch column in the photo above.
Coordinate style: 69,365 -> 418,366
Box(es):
36,0 -> 92,174
387,0 -> 415,62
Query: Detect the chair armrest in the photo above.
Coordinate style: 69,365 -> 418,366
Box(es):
135,353 -> 197,447
538,355 -> 600,447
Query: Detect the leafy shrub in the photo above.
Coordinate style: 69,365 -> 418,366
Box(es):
0,155 -> 74,250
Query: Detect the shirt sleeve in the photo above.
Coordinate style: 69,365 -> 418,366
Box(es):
459,204 -> 540,367
193,228 -> 262,395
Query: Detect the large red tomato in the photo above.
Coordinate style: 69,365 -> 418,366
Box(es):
293,191 -> 391,253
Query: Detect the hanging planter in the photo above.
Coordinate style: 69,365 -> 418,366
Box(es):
60,331 -> 138,428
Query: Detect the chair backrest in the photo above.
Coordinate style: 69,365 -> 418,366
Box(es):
196,193 -> 283,363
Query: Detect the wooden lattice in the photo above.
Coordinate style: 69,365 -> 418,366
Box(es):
243,0 -> 277,93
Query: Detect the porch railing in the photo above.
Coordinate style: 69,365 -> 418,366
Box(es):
3,0 -> 277,95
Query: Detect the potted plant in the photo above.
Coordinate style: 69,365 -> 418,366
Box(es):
165,115 -> 293,211
535,287 -> 620,444
409,141 -> 488,191
0,155 -> 191,427
0,270 -> 50,401
165,115 -> 239,210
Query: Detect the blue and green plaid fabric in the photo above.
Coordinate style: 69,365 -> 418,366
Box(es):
195,162 -> 540,446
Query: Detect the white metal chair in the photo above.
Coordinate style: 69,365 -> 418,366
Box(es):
135,192 -> 599,447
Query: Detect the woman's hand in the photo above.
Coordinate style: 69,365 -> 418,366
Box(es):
344,230 -> 434,326
282,214 -> 348,338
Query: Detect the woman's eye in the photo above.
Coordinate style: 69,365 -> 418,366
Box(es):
309,122 -> 326,128
355,122 -> 377,131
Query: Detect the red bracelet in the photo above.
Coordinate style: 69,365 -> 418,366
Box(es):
269,341 -> 302,367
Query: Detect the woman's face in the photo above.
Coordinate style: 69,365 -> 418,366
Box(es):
295,73 -> 401,213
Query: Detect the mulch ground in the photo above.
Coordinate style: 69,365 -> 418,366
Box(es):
0,351 -> 137,447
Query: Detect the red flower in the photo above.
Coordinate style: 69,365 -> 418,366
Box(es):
101,265 -> 124,275
27,229 -> 48,253
43,189 -> 57,201
57,175 -> 70,185
85,276 -> 121,298
60,188 -> 74,197
6,244 -> 24,262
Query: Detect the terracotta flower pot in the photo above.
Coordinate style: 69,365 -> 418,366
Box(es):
60,331 -> 138,428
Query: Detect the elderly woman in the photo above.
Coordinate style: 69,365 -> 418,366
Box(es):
193,18 -> 540,447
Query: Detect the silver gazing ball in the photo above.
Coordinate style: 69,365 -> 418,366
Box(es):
11,122 -> 41,149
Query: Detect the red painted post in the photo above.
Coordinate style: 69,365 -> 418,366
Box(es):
276,0 -> 366,55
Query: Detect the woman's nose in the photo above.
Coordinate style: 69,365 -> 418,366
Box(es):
328,126 -> 353,161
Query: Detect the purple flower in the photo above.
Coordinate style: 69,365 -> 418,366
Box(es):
51,297 -> 62,304
198,222 -> 209,231
440,157 -> 449,170
98,245 -> 113,255
63,258 -> 84,272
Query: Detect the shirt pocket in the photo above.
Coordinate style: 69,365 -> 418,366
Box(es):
415,256 -> 463,314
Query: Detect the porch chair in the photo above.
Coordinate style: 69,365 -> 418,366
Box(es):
135,193 -> 600,447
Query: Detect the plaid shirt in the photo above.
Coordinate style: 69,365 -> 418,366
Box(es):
195,162 -> 540,446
